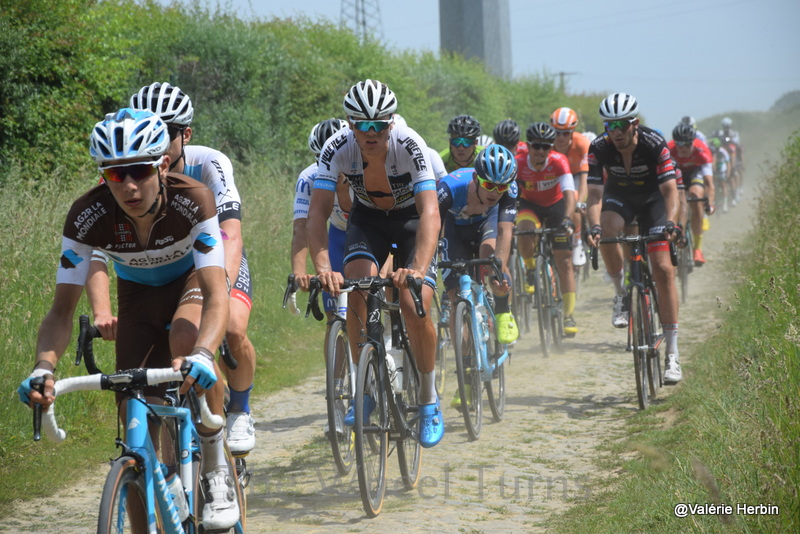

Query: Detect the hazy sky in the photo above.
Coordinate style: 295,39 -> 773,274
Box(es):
174,0 -> 800,131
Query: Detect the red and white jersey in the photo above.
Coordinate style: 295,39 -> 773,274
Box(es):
515,151 -> 574,207
668,138 -> 713,176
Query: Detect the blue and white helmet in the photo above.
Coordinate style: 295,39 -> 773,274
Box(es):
89,108 -> 169,166
475,144 -> 517,185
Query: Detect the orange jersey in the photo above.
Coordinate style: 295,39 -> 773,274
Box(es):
515,151 -> 573,207
561,132 -> 590,175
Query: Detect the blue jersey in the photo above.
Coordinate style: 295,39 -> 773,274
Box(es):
437,168 -> 518,226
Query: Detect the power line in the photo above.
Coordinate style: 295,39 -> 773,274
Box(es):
340,0 -> 384,43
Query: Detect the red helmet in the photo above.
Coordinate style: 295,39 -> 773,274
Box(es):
550,107 -> 579,131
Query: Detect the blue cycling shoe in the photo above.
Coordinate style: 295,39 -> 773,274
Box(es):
343,394 -> 376,426
418,400 -> 445,448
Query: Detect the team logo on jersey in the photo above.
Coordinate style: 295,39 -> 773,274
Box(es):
193,232 -> 217,254
114,223 -> 135,244
60,249 -> 83,269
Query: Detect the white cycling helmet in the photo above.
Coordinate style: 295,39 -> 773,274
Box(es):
599,92 -> 639,120
721,117 -> 733,128
89,108 -> 169,166
582,131 -> 597,142
308,118 -> 348,156
477,134 -> 494,147
130,82 -> 194,127
343,79 -> 397,120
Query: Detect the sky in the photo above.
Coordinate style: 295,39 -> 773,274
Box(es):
173,0 -> 800,131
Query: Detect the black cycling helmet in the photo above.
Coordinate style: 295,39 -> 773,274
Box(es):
447,114 -> 481,138
492,119 -> 520,146
672,123 -> 696,143
526,122 -> 556,143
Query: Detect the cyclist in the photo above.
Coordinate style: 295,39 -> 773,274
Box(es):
586,93 -> 683,384
551,107 -> 591,267
713,118 -> 744,205
680,115 -> 707,142
707,137 -> 732,213
86,82 -> 259,456
306,79 -> 444,448
393,113 -> 448,180
668,122 -> 715,266
18,108 -> 239,529
492,119 -> 523,156
440,114 -> 483,173
515,122 -> 579,337
438,144 -> 519,342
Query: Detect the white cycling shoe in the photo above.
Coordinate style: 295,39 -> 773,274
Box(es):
202,468 -> 240,530
226,412 -> 255,455
664,354 -> 683,384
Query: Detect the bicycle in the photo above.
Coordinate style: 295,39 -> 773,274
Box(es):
32,319 -> 247,533
514,227 -> 565,357
304,274 -> 427,517
439,256 -> 510,441
676,196 -> 708,303
283,274 -> 355,476
591,233 -> 676,409
431,288 -> 450,398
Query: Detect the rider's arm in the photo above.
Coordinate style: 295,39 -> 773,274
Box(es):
85,253 -> 116,340
495,221 -> 515,271
335,173 -> 352,214
291,217 -> 309,276
586,183 -> 604,228
220,218 -> 244,289
659,178 -> 680,227
411,188 -> 441,275
307,187 -> 336,274
575,171 -> 588,207
193,265 -> 230,355
34,283 -> 84,372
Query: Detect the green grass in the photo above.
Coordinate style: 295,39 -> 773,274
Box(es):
546,134 -> 800,534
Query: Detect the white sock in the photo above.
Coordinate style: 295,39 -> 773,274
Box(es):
420,370 -> 437,405
199,429 -> 226,475
610,269 -> 625,295
663,323 -> 679,357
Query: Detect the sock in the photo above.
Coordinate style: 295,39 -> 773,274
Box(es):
562,292 -> 576,318
420,370 -> 437,405
199,428 -> 227,474
494,294 -> 510,314
694,234 -> 704,252
609,269 -> 626,294
226,384 -> 253,413
663,323 -> 679,357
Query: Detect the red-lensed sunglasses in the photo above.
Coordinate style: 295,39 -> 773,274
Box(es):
100,161 -> 160,183
477,176 -> 510,193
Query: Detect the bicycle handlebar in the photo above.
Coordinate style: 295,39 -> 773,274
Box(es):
513,227 -> 563,237
439,255 -> 504,283
590,233 -> 677,270
36,368 -> 222,443
305,275 -> 427,320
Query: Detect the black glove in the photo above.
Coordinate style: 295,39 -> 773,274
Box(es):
590,224 -> 602,240
561,217 -> 575,234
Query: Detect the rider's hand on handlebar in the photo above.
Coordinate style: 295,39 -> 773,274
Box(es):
316,271 -> 344,296
392,268 -> 423,289
176,349 -> 218,394
588,224 -> 602,247
664,221 -> 679,242
705,203 -> 715,215
18,369 -> 55,408
93,312 -> 117,341
561,217 -> 575,235
292,273 -> 315,292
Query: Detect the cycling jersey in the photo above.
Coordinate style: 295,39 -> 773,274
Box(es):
712,147 -> 731,180
587,126 -> 676,194
667,139 -> 713,180
294,162 -> 349,231
557,132 -> 590,176
439,145 -> 483,173
428,148 -> 448,180
314,125 -> 437,211
182,145 -> 242,222
437,168 -> 518,226
515,151 -> 575,207
59,173 -> 225,287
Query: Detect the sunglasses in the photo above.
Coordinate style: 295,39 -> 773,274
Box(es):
450,137 -> 476,148
477,176 -> 510,193
168,125 -> 185,141
555,130 -> 573,137
604,119 -> 634,132
529,142 -> 553,151
351,118 -> 393,133
100,159 -> 161,183
675,140 -> 693,147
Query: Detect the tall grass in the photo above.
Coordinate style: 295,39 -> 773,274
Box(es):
548,132 -> 800,533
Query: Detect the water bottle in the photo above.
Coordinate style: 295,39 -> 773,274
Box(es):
386,348 -> 404,394
166,473 -> 189,522
476,304 -> 490,343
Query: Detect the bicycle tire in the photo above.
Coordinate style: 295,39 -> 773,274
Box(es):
195,443 -> 247,533
97,456 -> 148,534
534,259 -> 552,357
645,288 -> 663,397
629,286 -> 650,409
354,344 -> 388,517
548,260 -> 565,350
432,291 -> 449,397
324,319 -> 355,476
453,300 -> 482,441
485,321 -> 506,421
511,252 -> 531,335
396,345 -> 422,490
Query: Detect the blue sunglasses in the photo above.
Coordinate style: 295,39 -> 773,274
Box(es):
352,119 -> 393,133
450,137 -> 476,148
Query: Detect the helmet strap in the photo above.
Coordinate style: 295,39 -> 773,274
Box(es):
138,177 -> 165,218
169,134 -> 186,172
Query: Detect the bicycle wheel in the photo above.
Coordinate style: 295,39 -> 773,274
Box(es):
511,251 -> 531,335
396,345 -> 422,490
485,319 -> 506,422
354,343 -> 388,517
325,319 -> 355,476
534,259 -> 552,357
645,288 -> 663,397
629,287 -> 650,409
453,300 -> 483,441
548,260 -> 565,350
97,456 -> 148,534
432,291 -> 449,397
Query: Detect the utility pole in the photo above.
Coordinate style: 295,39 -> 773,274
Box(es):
557,71 -> 579,91
340,0 -> 383,43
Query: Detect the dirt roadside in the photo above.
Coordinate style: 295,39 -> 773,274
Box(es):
2,185 -> 753,533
